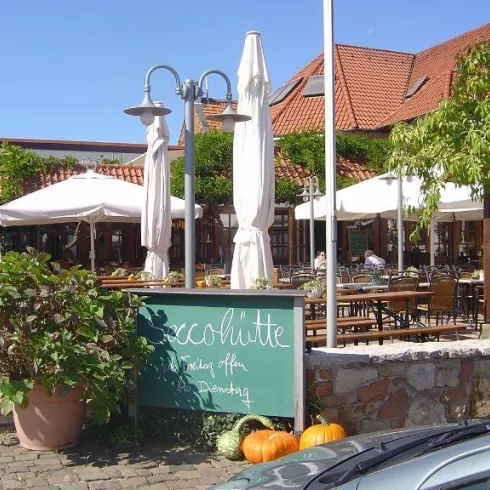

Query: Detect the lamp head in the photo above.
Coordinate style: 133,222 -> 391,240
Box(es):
297,187 -> 309,202
207,103 -> 251,132
380,172 -> 397,186
313,189 -> 324,197
124,92 -> 171,126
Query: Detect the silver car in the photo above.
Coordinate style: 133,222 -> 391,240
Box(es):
210,419 -> 490,489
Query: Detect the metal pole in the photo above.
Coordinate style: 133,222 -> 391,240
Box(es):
309,181 -> 315,271
397,176 -> 404,271
429,220 -> 435,266
89,222 -> 96,272
324,0 -> 337,348
183,79 -> 196,288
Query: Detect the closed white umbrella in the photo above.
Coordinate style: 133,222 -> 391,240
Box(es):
231,31 -> 274,289
141,103 -> 172,279
0,170 -> 202,271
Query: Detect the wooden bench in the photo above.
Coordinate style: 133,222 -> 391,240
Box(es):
306,324 -> 469,347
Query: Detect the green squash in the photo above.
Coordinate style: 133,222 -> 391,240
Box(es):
217,414 -> 275,460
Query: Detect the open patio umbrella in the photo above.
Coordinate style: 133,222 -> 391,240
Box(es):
295,174 -> 483,222
141,103 -> 172,279
231,31 -> 274,289
0,170 -> 202,271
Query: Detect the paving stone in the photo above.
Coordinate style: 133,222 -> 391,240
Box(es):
0,432 -> 245,490
76,469 -> 112,481
88,480 -> 122,490
46,471 -> 80,484
118,477 -> 148,487
14,453 -> 39,461
57,483 -> 89,490
25,477 -> 49,487
1,480 -> 25,490
166,480 -> 201,489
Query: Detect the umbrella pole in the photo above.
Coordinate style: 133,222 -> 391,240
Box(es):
90,222 -> 96,272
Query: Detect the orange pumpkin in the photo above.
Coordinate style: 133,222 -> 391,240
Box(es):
242,430 -> 299,464
299,415 -> 347,449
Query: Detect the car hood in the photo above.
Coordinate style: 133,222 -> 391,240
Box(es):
212,425 -> 458,490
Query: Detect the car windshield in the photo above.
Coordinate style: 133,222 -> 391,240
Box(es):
308,421 -> 490,489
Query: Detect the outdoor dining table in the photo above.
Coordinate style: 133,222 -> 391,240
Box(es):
306,290 -> 434,345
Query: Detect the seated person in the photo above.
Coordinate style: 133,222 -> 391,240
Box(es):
364,249 -> 386,268
314,250 -> 326,270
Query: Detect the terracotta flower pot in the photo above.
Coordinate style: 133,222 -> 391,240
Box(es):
13,384 -> 86,451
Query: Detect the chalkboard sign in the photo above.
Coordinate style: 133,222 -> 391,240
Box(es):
135,290 -> 304,425
348,229 -> 367,257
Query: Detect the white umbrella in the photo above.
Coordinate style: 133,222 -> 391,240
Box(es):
0,170 -> 202,271
295,174 -> 483,222
231,31 -> 274,289
141,103 -> 172,279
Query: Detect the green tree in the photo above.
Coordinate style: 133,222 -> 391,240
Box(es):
389,42 -> 490,235
388,41 -> 490,314
278,130 -> 391,191
170,131 -> 302,270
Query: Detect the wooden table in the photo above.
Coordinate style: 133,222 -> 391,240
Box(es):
306,290 -> 434,345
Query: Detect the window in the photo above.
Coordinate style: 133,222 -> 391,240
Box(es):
271,212 -> 289,264
269,78 -> 302,105
303,75 -> 324,97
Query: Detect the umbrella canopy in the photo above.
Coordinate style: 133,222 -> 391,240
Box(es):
294,174 -> 483,222
0,170 -> 202,270
231,31 -> 274,289
141,104 -> 172,279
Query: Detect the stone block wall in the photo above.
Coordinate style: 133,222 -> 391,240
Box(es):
306,340 -> 490,435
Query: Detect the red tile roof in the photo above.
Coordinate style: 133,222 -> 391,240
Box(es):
380,72 -> 453,126
272,22 -> 490,132
270,47 -> 414,134
22,165 -> 145,195
19,155 -> 374,199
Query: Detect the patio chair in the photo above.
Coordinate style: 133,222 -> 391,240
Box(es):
351,273 -> 373,284
387,276 -> 419,328
206,267 -> 225,276
290,272 -> 314,288
417,276 -> 458,326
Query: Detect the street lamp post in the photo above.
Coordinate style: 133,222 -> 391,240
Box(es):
125,65 -> 250,288
381,172 -> 404,271
298,176 -> 324,271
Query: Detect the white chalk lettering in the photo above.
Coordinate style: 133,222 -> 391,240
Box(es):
198,380 -> 253,410
181,356 -> 215,378
218,353 -> 248,376
147,308 -> 290,349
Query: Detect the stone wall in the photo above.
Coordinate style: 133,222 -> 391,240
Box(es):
306,340 -> 490,435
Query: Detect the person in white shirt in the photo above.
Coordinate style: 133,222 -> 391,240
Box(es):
364,249 -> 386,268
314,250 -> 326,270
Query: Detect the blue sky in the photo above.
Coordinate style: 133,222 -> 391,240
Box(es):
0,0 -> 487,145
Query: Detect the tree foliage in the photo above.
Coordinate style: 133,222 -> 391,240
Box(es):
0,143 -> 79,203
278,130 -> 392,192
388,42 -> 490,239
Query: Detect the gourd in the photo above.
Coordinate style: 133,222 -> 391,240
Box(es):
242,430 -> 299,464
299,415 -> 347,449
216,414 -> 275,460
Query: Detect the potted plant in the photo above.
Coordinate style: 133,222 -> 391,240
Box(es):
205,275 -> 223,288
249,277 -> 272,290
0,248 -> 154,450
299,279 -> 326,298
111,267 -> 129,277
162,271 -> 184,284
473,269 -> 484,280
371,271 -> 386,286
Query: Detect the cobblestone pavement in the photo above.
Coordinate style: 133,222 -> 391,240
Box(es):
0,430 -> 248,490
